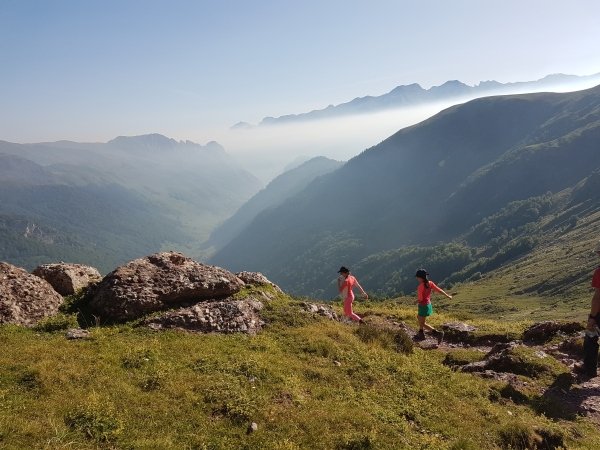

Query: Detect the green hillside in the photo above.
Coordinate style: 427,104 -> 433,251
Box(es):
207,156 -> 344,252
211,85 -> 600,298
2,292 -> 600,449
0,135 -> 261,272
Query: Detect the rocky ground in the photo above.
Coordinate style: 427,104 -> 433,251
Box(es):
360,311 -> 600,424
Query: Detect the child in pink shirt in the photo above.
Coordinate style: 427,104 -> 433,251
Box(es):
338,266 -> 368,323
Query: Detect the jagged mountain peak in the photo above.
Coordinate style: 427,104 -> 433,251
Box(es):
108,133 -> 179,149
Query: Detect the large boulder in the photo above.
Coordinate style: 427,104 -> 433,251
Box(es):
461,343 -> 567,379
32,263 -> 102,296
143,298 -> 264,334
88,252 -> 244,322
0,262 -> 63,326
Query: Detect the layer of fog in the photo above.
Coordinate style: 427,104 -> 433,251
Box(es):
211,78 -> 600,182
211,102 -> 450,182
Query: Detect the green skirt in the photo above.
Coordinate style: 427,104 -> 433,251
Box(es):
418,303 -> 433,317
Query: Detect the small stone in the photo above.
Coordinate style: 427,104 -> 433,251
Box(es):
333,360 -> 342,367
300,302 -> 339,321
247,422 -> 258,434
65,328 -> 91,340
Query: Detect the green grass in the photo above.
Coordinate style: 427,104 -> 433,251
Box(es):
1,297 -> 600,449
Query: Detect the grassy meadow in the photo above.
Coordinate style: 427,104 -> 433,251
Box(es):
1,292 -> 599,450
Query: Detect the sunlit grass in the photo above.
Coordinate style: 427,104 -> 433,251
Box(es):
1,296 -> 599,449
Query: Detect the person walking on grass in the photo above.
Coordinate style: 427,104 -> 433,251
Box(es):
415,269 -> 452,344
338,266 -> 368,323
576,241 -> 600,377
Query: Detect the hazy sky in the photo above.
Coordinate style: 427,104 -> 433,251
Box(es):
1,0 -> 600,144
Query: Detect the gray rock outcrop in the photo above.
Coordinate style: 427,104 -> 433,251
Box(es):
65,328 -> 91,340
88,252 -> 245,322
522,321 -> 584,343
0,262 -> 63,326
442,322 -> 477,342
301,302 -> 339,321
143,297 -> 264,334
32,263 -> 101,296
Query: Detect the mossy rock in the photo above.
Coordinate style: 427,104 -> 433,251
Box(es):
443,348 -> 487,367
487,346 -> 568,380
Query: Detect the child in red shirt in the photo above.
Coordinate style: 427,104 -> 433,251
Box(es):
415,269 -> 452,344
580,242 -> 600,376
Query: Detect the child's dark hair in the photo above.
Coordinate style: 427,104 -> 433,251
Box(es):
415,269 -> 430,288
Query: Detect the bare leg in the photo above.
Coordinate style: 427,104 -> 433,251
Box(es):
344,297 -> 362,322
417,315 -> 435,332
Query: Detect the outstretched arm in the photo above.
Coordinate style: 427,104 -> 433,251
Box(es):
431,282 -> 452,299
355,280 -> 369,299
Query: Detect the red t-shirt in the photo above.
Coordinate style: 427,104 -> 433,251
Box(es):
417,281 -> 443,305
341,275 -> 356,297
592,267 -> 600,289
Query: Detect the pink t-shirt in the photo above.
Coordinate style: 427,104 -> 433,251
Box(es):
417,281 -> 443,305
341,275 -> 356,298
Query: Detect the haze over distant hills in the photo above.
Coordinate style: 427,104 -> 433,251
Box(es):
234,73 -> 600,128
212,83 -> 600,297
0,134 -> 261,271
206,156 -> 344,252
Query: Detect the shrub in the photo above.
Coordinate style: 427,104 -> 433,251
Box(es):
33,313 -> 79,332
121,349 -> 157,369
302,339 -> 339,359
64,404 -> 122,442
449,439 -> 479,450
261,301 -> 312,328
336,435 -> 375,450
1,366 -> 43,394
536,427 -> 565,449
468,271 -> 482,282
59,288 -> 97,327
16,368 -> 42,392
497,422 -> 541,449
203,381 -> 258,424
497,383 -> 529,404
140,373 -> 162,392
355,324 -> 413,354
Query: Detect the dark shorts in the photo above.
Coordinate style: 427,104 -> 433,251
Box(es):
418,303 -> 433,317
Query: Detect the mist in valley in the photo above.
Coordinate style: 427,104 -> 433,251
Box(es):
209,76 -> 600,182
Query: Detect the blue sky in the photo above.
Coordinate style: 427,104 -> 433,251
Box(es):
1,0 -> 600,142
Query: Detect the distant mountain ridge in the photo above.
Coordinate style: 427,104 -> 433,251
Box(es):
0,134 -> 262,271
212,84 -> 600,297
234,73 -> 600,127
